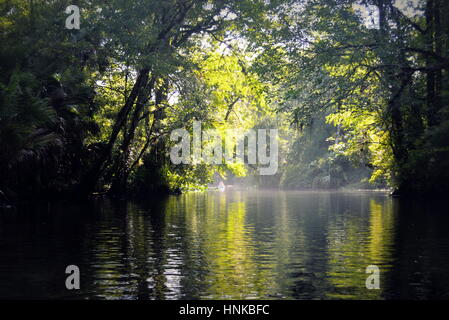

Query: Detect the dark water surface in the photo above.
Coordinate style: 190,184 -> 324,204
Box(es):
1,190 -> 449,299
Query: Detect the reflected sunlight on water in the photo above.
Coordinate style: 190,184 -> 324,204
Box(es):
1,190 -> 449,299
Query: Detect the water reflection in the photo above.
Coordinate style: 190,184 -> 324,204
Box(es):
0,191 -> 449,299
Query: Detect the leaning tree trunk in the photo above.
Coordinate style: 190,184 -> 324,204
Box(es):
109,77 -> 169,196
78,69 -> 150,196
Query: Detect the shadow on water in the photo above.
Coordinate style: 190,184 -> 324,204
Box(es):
0,191 -> 448,299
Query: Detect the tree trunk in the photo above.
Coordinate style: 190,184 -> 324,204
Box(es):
79,68 -> 150,195
109,77 -> 169,196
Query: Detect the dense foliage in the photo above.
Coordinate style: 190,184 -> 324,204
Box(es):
1,0 -> 448,205
252,0 -> 449,195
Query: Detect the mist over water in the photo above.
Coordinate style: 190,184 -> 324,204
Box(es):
1,191 -> 449,299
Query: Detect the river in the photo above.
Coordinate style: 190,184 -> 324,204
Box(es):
1,190 -> 448,299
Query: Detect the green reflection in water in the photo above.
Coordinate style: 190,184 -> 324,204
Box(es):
168,192 -> 275,299
3,191 -> 449,299
325,197 -> 395,299
87,191 -> 397,299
